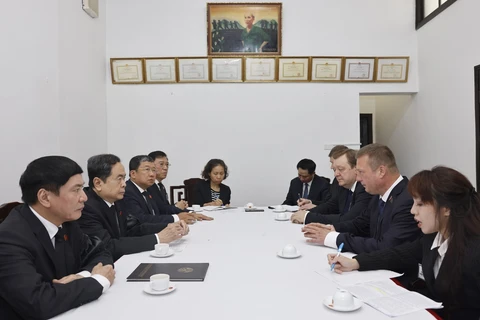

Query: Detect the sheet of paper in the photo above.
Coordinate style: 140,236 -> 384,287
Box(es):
283,205 -> 299,212
316,268 -> 402,287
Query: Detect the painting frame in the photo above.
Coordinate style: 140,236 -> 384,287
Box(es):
110,58 -> 144,84
210,57 -> 244,82
207,3 -> 282,56
343,57 -> 376,82
375,56 -> 410,83
144,57 -> 177,84
244,56 -> 277,82
177,57 -> 210,83
310,56 -> 344,82
277,57 -> 310,82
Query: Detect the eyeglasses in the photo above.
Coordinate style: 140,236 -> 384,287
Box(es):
158,162 -> 171,168
139,167 -> 157,174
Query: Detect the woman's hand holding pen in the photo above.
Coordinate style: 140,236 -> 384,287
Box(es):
327,254 -> 360,274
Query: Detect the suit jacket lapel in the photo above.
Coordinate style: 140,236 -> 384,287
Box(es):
376,178 -> 407,234
338,187 -> 348,213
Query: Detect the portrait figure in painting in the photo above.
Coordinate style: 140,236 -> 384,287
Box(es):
208,3 -> 282,55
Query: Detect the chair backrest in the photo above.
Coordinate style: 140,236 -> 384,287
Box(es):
169,185 -> 185,204
0,202 -> 22,224
183,178 -> 203,205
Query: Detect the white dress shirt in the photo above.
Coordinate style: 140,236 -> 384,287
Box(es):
431,232 -> 449,279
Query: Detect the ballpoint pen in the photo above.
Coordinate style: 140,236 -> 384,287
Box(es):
297,193 -> 302,201
330,242 -> 344,271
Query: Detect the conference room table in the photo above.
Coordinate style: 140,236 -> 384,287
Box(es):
55,207 -> 435,320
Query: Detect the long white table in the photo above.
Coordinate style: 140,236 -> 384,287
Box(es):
55,208 -> 434,320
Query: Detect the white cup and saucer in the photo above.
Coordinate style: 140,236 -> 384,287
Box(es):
277,244 -> 301,259
274,211 -> 289,221
272,205 -> 286,213
244,202 -> 255,209
150,243 -> 174,258
323,289 -> 362,312
143,273 -> 176,295
190,204 -> 202,212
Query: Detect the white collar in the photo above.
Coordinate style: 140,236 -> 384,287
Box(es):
131,180 -> 146,193
431,232 -> 449,258
349,181 -> 357,193
103,200 -> 113,208
380,175 -> 404,202
30,206 -> 61,241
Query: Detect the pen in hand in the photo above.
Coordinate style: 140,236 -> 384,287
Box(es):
330,243 -> 344,272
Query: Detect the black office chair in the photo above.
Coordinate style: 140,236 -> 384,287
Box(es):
0,202 -> 22,224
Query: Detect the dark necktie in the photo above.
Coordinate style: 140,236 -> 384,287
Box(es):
142,191 -> 156,215
110,205 -> 121,235
158,183 -> 169,204
54,227 -> 68,278
378,199 -> 386,216
343,190 -> 353,214
303,183 -> 309,198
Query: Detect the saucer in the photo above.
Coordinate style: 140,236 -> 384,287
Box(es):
274,216 -> 289,221
143,282 -> 176,295
277,250 -> 301,259
187,207 -> 203,212
323,296 -> 362,312
150,248 -> 175,258
273,209 -> 286,213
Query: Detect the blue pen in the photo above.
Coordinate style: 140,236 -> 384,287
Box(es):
330,243 -> 344,271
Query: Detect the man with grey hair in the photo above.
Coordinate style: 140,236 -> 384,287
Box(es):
302,143 -> 421,254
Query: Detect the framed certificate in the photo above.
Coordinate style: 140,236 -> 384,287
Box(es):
210,57 -> 243,82
375,57 -> 409,82
244,57 -> 277,82
344,57 -> 375,82
277,57 -> 309,82
144,58 -> 177,83
311,57 -> 343,82
177,57 -> 210,83
110,58 -> 144,84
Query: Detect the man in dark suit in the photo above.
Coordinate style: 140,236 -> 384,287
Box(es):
282,158 -> 331,206
291,149 -> 373,225
78,154 -> 189,261
0,156 -> 115,320
124,155 -> 180,224
147,150 -> 212,222
302,144 -> 421,254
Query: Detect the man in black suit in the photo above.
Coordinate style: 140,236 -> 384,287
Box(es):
78,154 -> 189,261
302,144 -> 421,254
0,156 -> 115,320
291,149 -> 372,225
147,150 -> 212,222
282,158 -> 331,206
124,155 -> 180,224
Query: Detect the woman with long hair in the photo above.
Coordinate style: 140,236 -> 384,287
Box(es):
328,166 -> 480,319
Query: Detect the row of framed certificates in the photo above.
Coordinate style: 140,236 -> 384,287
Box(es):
110,56 -> 409,84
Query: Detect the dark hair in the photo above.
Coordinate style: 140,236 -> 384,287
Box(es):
356,143 -> 398,173
19,156 -> 83,205
328,145 -> 348,158
335,149 -> 357,168
296,159 -> 316,174
129,155 -> 154,171
148,151 -> 167,160
201,159 -> 229,180
408,166 -> 480,309
87,154 -> 121,188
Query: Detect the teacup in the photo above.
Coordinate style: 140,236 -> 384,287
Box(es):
332,289 -> 354,309
275,205 -> 284,211
149,273 -> 170,291
192,204 -> 201,211
276,212 -> 287,219
282,244 -> 297,257
246,202 -> 254,208
154,243 -> 169,255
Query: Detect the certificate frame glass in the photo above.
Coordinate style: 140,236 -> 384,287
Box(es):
110,58 -> 144,84
375,57 -> 409,82
207,3 -> 282,56
343,57 -> 376,82
210,57 -> 244,82
310,57 -> 344,82
244,57 -> 277,82
144,58 -> 177,83
277,57 -> 310,82
177,57 -> 210,83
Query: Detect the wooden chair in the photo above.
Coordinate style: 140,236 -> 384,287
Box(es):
0,202 -> 22,224
169,185 -> 185,204
183,178 -> 203,205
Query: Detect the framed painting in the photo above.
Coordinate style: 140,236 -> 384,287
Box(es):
207,3 -> 282,55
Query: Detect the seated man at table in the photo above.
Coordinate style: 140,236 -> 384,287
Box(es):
282,158 -> 330,206
0,156 -> 115,320
302,144 -> 421,254
291,148 -> 372,225
124,155 -> 179,224
78,154 -> 189,261
147,150 -> 212,223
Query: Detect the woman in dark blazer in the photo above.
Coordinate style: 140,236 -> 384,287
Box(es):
194,159 -> 231,207
328,166 -> 480,320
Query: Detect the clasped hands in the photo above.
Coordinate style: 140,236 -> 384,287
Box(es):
301,223 -> 335,245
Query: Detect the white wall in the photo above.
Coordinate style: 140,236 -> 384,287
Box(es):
106,0 -> 419,206
0,0 -> 107,203
391,0 -> 478,184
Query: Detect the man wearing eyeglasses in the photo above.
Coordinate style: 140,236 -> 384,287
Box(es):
124,155 -> 181,224
147,151 -> 212,223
